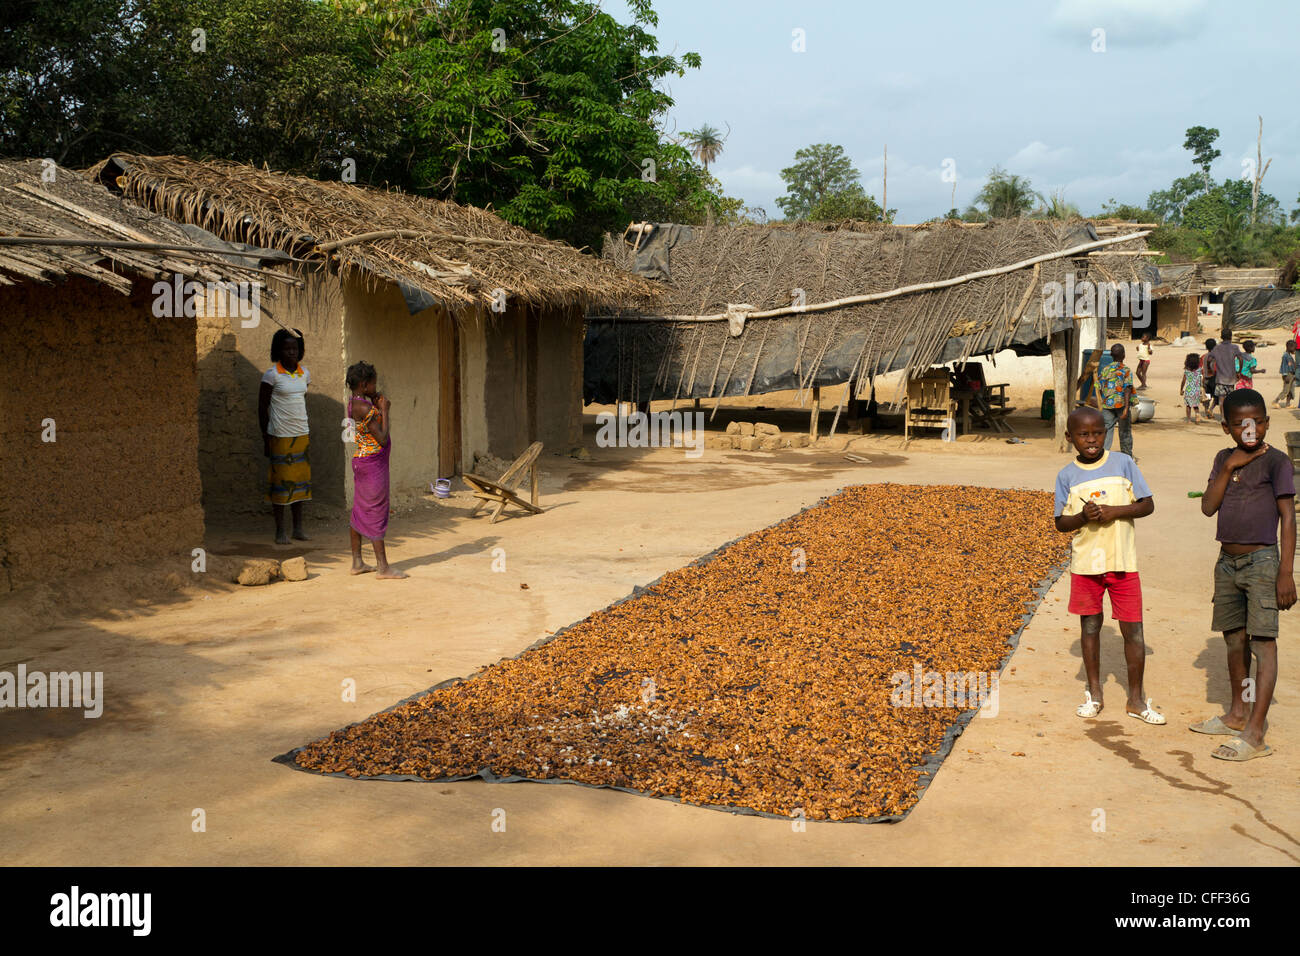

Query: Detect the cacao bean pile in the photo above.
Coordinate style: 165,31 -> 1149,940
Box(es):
292,484 -> 1068,820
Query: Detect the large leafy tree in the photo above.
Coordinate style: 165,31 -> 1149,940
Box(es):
974,167 -> 1038,218
1183,125 -> 1221,193
347,0 -> 704,247
1184,178 -> 1282,231
1,0 -> 392,173
4,0 -> 728,248
0,0 -> 143,163
774,143 -> 878,221
808,184 -> 884,222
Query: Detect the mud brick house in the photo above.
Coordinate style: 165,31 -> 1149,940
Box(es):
0,159 -> 270,592
93,155 -> 654,519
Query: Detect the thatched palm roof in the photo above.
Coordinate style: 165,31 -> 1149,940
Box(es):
89,154 -> 657,312
0,159 -> 266,294
586,218 -> 1149,404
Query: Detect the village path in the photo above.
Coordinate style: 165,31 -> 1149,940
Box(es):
2,335 -> 1296,865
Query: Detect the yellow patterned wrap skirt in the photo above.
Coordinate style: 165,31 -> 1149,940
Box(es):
266,435 -> 312,505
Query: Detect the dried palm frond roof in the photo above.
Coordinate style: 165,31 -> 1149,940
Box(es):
89,154 -> 658,312
0,158 -> 267,294
601,218 -> 1149,319
585,218 -> 1151,404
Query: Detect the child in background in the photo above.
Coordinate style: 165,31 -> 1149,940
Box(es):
1135,334 -> 1153,389
1274,339 -> 1297,408
1181,352 -> 1204,423
1235,341 -> 1257,390
1194,388 -> 1295,760
1054,407 -> 1164,724
1200,338 -> 1217,416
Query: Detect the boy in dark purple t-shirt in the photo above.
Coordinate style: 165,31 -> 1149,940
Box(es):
1196,389 -> 1297,760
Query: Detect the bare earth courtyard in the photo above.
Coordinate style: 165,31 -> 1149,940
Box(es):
1,344 -> 1296,865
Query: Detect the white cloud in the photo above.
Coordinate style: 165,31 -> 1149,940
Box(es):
1051,0 -> 1210,46
1006,141 -> 1073,170
713,163 -> 785,201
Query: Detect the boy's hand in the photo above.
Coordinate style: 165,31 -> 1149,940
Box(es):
1225,444 -> 1268,471
1082,501 -> 1102,522
1278,571 -> 1297,611
1092,504 -> 1123,523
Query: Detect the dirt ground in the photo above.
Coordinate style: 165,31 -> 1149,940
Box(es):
2,333 -> 1297,865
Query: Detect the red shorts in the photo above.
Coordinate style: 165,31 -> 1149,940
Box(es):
1069,571 -> 1143,622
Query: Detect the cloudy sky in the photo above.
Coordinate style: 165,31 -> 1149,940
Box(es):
605,0 -> 1298,222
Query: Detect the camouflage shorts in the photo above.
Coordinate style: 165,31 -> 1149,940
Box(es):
1211,546 -> 1280,638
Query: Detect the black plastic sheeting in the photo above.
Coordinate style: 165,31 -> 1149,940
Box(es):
584,312 -> 1068,405
1223,288 -> 1297,333
275,489 -> 1070,825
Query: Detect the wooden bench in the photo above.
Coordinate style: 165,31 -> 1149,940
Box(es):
462,441 -> 544,523
904,370 -> 959,443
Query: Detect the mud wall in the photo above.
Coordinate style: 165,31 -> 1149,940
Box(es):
480,304 -> 583,458
458,309 -> 490,467
482,305 -> 530,457
0,277 -> 203,591
341,276 -> 440,505
195,266 -> 347,520
534,306 -> 584,451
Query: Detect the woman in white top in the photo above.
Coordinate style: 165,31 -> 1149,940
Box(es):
259,329 -> 312,544
1135,334 -> 1153,390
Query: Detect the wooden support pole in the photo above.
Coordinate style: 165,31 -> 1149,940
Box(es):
1051,329 -> 1070,452
810,386 -> 821,440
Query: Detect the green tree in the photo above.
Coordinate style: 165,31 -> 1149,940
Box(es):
1147,174 -> 1204,225
359,0 -> 704,247
1183,125 -> 1221,193
1097,198 -> 1154,221
0,0 -> 392,174
622,147 -> 744,226
776,143 -> 862,220
1184,179 -> 1281,231
1205,209 -> 1249,266
1033,188 -> 1080,220
807,183 -> 884,222
974,167 -> 1038,218
683,124 -> 725,171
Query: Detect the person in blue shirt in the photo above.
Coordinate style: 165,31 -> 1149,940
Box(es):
1273,339 -> 1297,408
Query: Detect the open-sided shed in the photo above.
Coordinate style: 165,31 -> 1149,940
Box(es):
586,218 -> 1151,446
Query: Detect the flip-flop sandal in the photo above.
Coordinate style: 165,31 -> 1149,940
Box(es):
1076,690 -> 1102,718
1189,715 -> 1237,735
1211,737 -> 1273,761
1127,699 -> 1166,725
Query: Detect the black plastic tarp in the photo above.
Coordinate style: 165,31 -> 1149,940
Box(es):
1223,288 -> 1297,333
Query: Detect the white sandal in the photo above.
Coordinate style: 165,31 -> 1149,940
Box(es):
1076,690 -> 1102,718
1128,699 -> 1166,725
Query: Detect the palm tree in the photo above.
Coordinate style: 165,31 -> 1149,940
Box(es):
1035,188 -> 1080,220
684,125 -> 725,171
975,167 -> 1038,218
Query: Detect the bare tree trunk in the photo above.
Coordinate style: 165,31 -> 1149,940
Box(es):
882,144 -> 887,223
1251,115 -> 1273,226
